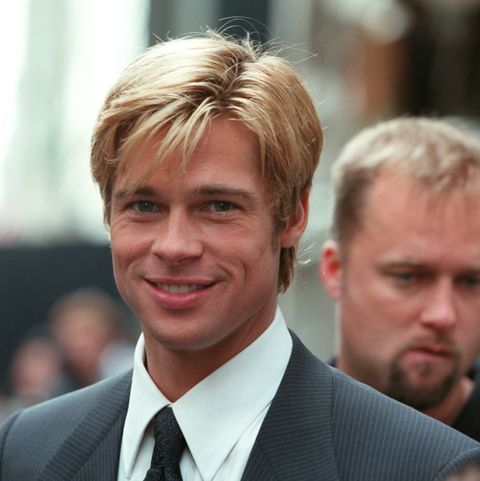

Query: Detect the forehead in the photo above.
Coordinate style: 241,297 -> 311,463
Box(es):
115,117 -> 261,188
365,168 -> 480,220
348,169 -> 480,263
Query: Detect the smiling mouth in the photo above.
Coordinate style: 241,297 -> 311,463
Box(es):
156,283 -> 209,294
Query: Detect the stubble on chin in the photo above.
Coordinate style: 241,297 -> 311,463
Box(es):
384,349 -> 460,411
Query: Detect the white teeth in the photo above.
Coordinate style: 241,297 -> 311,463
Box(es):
159,284 -> 203,293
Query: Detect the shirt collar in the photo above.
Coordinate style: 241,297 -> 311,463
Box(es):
121,335 -> 170,477
122,306 -> 292,480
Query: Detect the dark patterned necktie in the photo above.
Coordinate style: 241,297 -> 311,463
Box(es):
144,407 -> 186,481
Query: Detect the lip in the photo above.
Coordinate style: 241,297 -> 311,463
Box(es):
405,343 -> 453,364
144,277 -> 216,309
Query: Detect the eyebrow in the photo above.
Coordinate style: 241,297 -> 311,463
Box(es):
113,184 -> 256,200
113,186 -> 156,200
379,259 -> 480,274
195,185 -> 255,200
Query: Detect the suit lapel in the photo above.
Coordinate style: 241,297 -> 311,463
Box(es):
241,333 -> 339,481
33,336 -> 337,481
36,372 -> 132,481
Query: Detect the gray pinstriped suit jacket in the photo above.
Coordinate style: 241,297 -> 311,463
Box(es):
1,332 -> 480,481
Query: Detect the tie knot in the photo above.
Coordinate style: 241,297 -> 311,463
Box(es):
152,407 -> 185,467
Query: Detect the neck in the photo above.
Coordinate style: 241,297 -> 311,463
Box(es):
146,348 -> 222,401
423,376 -> 473,426
143,320 -> 272,402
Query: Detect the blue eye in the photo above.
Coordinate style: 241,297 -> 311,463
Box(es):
211,201 -> 234,213
133,201 -> 155,212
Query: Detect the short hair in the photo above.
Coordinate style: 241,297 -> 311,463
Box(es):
91,31 -> 322,291
331,117 -> 480,249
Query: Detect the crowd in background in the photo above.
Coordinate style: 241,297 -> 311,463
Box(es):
0,287 -> 136,422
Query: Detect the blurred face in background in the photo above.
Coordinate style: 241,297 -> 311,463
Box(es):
321,169 -> 480,413
9,338 -> 62,400
52,305 -> 116,384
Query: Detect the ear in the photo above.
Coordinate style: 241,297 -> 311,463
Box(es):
280,191 -> 309,248
319,240 -> 343,300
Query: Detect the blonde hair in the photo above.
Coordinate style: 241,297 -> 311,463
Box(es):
91,31 -> 322,291
331,117 -> 480,247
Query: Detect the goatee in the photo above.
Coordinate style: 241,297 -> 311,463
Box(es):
385,353 -> 459,411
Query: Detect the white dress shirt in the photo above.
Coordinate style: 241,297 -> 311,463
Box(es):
117,306 -> 292,481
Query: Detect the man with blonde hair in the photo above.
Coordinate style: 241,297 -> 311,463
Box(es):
2,35 -> 480,481
321,117 -> 480,441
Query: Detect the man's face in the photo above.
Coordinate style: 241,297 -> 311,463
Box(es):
321,169 -> 480,410
109,118 -> 306,367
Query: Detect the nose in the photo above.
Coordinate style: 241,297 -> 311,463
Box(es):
419,279 -> 457,330
151,210 -> 203,266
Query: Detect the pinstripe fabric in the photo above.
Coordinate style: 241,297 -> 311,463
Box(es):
241,332 -> 480,481
0,371 -> 131,481
1,333 -> 480,480
0,414 -> 16,480
241,333 -> 338,481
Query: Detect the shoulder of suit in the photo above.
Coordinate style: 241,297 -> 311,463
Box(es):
0,371 -> 131,481
328,364 -> 478,447
1,370 -> 132,441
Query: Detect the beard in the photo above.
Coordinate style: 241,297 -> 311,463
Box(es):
384,348 -> 460,411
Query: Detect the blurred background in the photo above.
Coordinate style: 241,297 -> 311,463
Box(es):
1,0 -> 480,418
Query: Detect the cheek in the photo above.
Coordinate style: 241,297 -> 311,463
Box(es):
342,284 -> 411,347
110,234 -> 144,289
111,240 -> 128,275
111,225 -> 148,262
345,268 -> 412,319
458,317 -> 480,350
213,223 -> 278,259
216,237 -> 280,289
111,256 -> 129,301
